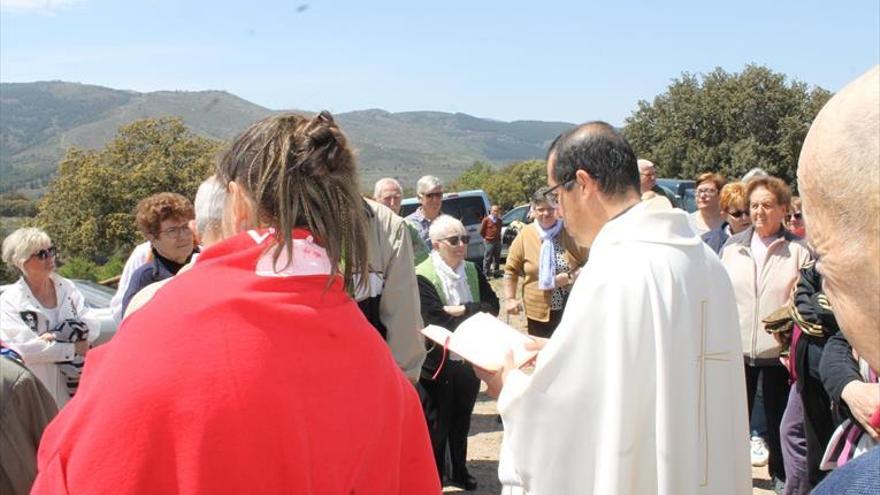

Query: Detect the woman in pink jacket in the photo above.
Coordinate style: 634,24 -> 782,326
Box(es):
721,175 -> 812,489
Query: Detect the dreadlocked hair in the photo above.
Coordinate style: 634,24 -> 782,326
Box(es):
217,111 -> 369,294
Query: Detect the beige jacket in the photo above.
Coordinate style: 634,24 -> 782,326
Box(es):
0,356 -> 58,495
354,199 -> 426,381
720,227 -> 811,364
504,223 -> 588,322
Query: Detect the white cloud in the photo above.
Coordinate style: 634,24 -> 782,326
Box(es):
0,0 -> 85,13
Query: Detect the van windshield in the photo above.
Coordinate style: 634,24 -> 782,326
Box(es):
442,197 -> 486,225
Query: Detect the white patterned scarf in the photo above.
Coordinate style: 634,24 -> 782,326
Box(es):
534,220 -> 564,290
430,250 -> 473,305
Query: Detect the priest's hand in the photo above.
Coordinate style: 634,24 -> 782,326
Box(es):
841,381 -> 880,440
474,350 -> 515,399
526,336 -> 549,352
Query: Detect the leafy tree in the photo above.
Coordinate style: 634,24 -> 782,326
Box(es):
0,193 -> 38,217
57,257 -> 98,281
37,117 -> 222,262
623,64 -> 832,185
449,159 -> 547,210
95,254 -> 126,282
449,161 -> 495,191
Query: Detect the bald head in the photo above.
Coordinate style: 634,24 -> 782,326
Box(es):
798,65 -> 880,371
637,159 -> 657,193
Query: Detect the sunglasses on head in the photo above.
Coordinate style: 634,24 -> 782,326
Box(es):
441,235 -> 470,246
32,246 -> 57,260
728,210 -> 749,219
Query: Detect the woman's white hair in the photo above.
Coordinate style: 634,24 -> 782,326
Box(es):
193,175 -> 227,237
741,167 -> 769,182
416,175 -> 442,195
428,214 -> 465,241
1,227 -> 51,273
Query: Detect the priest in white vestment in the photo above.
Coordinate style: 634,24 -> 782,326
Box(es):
484,122 -> 751,495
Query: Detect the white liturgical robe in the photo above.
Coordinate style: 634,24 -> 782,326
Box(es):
497,201 -> 751,495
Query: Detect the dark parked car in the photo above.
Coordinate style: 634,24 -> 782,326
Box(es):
500,204 -> 532,259
656,178 -> 697,212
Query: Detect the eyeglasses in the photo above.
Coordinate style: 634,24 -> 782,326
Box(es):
159,224 -> 192,239
727,210 -> 749,219
422,192 -> 443,200
696,188 -> 718,196
32,246 -> 57,260
544,178 -> 575,204
440,235 -> 470,246
789,212 -> 802,220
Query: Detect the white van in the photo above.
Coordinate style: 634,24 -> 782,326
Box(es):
400,189 -> 491,262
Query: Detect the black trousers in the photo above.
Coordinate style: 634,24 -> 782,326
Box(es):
527,309 -> 565,338
418,360 -> 481,480
745,362 -> 791,481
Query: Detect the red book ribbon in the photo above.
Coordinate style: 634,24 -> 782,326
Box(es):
431,335 -> 452,381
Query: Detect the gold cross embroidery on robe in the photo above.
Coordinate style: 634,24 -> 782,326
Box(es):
697,300 -> 730,487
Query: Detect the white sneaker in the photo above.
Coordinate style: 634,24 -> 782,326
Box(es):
751,436 -> 769,467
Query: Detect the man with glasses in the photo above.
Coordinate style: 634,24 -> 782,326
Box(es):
121,192 -> 197,316
480,122 -> 750,495
405,175 -> 444,252
637,158 -> 673,207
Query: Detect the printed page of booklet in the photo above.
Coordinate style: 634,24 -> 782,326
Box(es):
420,312 -> 537,371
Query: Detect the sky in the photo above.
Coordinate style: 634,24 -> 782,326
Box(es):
1,0 -> 878,125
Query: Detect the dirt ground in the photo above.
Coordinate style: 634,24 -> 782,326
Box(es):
439,279 -> 775,494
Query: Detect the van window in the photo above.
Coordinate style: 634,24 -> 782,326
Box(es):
442,197 -> 486,225
400,203 -> 419,218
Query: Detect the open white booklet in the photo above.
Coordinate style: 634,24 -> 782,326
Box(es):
420,312 -> 538,371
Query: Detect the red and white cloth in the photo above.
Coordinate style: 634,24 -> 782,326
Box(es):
32,229 -> 439,494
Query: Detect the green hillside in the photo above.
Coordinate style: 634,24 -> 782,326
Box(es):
0,82 -> 573,192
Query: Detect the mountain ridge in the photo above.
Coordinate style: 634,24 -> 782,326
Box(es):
0,81 -> 574,192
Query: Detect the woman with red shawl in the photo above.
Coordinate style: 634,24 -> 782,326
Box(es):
31,112 -> 439,495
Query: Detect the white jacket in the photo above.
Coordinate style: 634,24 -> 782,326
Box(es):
1,273 -> 100,408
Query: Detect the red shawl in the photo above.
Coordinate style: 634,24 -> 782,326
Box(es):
32,230 -> 439,494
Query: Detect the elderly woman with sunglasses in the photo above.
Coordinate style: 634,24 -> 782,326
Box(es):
702,181 -> 751,254
416,214 -> 499,490
0,227 -> 99,408
504,187 -> 588,338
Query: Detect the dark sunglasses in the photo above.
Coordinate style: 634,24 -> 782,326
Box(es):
727,210 -> 749,219
789,212 -> 803,220
441,235 -> 470,246
32,246 -> 57,260
423,192 -> 443,200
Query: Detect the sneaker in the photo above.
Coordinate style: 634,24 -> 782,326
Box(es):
751,436 -> 769,467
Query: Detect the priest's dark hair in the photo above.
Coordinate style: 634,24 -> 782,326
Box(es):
550,121 -> 640,198
216,111 -> 368,294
